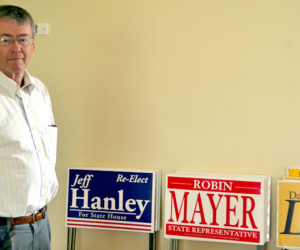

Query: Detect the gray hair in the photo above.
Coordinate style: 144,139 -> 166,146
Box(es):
0,5 -> 35,37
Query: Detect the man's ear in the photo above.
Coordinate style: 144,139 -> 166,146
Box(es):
32,38 -> 36,50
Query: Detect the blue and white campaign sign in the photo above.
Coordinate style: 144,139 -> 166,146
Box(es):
66,168 -> 160,233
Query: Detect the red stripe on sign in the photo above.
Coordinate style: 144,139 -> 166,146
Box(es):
165,224 -> 260,243
67,223 -> 152,232
67,219 -> 152,228
167,176 -> 261,194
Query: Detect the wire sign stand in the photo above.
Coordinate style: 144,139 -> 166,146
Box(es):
67,228 -> 158,250
67,228 -> 76,250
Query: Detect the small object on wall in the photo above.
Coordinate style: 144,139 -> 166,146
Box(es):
35,23 -> 49,35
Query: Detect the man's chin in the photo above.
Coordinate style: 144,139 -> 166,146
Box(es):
8,66 -> 26,75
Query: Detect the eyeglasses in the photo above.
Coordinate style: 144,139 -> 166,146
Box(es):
0,35 -> 33,47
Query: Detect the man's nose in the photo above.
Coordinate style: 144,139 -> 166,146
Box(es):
10,39 -> 22,51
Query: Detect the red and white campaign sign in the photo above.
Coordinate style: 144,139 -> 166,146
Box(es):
164,173 -> 270,245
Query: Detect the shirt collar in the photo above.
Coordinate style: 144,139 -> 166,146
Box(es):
0,70 -> 36,97
23,71 -> 37,93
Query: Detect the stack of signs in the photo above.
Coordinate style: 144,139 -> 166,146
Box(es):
164,172 -> 271,245
277,167 -> 300,248
66,168 -> 161,233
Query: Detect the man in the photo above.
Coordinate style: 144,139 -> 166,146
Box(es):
0,5 -> 58,250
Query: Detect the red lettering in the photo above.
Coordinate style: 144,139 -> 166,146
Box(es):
224,195 -> 239,227
207,193 -> 223,226
168,191 -> 189,223
241,196 -> 257,229
190,193 -> 207,225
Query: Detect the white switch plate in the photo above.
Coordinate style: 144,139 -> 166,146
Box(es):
36,23 -> 49,35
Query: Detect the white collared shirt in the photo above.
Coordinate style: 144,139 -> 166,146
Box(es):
0,71 -> 58,217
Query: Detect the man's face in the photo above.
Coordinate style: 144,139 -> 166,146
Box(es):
0,18 -> 35,79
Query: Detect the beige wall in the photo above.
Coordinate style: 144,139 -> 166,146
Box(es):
2,0 -> 300,249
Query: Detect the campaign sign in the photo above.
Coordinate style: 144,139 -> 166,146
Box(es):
164,174 -> 270,245
66,168 -> 156,232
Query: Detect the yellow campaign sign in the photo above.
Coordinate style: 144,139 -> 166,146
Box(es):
288,169 -> 300,177
277,181 -> 300,248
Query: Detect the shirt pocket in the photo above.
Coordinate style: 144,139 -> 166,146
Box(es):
42,125 -> 58,164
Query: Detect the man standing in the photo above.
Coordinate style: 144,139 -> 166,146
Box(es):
0,5 -> 58,250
